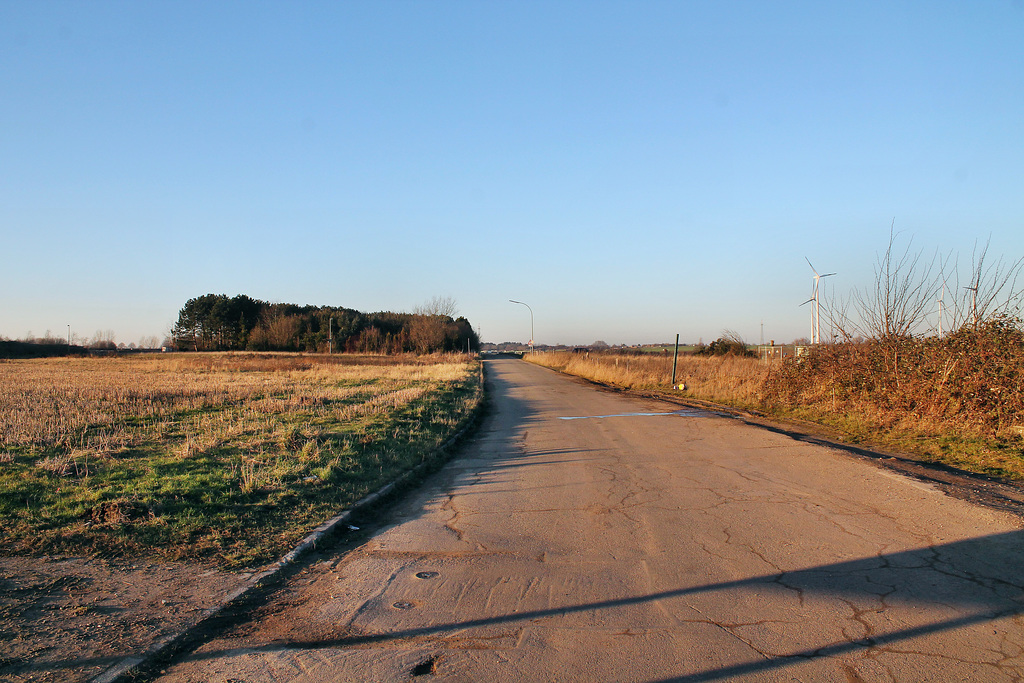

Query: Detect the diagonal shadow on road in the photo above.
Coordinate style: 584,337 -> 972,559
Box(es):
169,529 -> 1024,680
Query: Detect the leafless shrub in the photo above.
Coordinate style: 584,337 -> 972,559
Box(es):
766,315 -> 1024,437
824,290 -> 859,343
829,227 -> 1023,345
942,239 -> 1024,332
414,296 -> 459,318
849,224 -> 941,341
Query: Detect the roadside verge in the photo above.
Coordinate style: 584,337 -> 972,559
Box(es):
89,364 -> 486,683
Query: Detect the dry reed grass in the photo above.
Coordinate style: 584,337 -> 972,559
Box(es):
526,351 -> 768,407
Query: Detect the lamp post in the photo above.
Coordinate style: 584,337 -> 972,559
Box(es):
508,300 -> 534,354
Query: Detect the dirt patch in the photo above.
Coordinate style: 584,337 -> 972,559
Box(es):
0,555 -> 248,683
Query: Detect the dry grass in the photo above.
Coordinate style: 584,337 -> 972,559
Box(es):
526,351 -> 768,407
0,353 -> 471,455
0,352 -> 481,567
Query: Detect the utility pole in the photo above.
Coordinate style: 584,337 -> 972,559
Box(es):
329,317 -> 333,354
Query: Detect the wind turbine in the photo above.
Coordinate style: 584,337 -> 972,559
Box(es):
803,258 -> 835,344
964,285 -> 979,328
937,283 -> 945,337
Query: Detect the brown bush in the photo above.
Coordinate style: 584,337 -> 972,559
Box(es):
765,316 -> 1024,436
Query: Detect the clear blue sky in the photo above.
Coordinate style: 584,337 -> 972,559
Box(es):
2,1 -> 1022,346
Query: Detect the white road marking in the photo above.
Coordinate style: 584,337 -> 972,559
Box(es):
559,410 -> 710,420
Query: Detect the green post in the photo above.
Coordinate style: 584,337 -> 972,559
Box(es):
671,334 -> 679,387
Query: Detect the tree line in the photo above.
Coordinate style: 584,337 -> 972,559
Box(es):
171,294 -> 478,354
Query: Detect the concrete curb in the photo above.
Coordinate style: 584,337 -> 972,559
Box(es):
92,365 -> 485,683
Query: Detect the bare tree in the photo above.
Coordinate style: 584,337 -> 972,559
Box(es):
414,296 -> 459,318
943,239 -> 1024,331
89,329 -> 118,349
410,296 -> 460,353
852,223 -> 940,340
824,290 -> 858,342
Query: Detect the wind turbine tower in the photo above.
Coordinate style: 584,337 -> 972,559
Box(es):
805,258 -> 835,344
964,285 -> 979,328
938,283 -> 945,337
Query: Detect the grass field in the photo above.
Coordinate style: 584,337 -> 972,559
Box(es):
0,353 -> 481,568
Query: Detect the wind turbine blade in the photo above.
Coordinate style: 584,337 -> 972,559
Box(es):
821,272 -> 836,278
805,257 -> 819,275
800,298 -> 815,307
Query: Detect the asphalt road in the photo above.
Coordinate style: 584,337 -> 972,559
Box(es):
158,358 -> 1024,682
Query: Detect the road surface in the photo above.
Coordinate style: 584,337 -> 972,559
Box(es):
158,358 -> 1024,682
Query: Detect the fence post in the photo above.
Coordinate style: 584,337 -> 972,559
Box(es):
671,334 -> 679,387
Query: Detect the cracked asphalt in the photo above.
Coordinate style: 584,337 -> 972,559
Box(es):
155,358 -> 1024,682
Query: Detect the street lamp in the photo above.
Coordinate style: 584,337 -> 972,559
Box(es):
508,300 -> 534,354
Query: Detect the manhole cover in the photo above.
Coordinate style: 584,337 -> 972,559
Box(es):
393,601 -> 416,610
416,571 -> 439,579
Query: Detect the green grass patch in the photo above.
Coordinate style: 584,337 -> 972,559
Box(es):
0,354 -> 481,568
